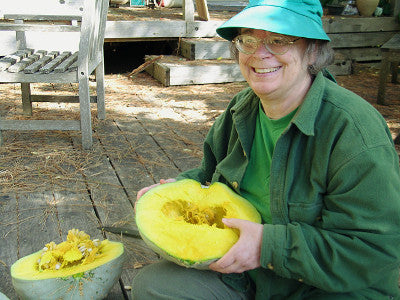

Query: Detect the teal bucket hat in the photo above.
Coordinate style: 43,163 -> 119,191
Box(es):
216,0 -> 330,41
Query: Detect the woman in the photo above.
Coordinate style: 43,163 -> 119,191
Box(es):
132,0 -> 400,298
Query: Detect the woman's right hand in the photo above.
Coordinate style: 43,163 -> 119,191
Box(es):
135,178 -> 176,211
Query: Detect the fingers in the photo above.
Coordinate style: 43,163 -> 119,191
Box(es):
136,178 -> 176,201
209,219 -> 263,274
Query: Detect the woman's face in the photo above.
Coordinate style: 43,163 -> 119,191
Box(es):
238,29 -> 312,102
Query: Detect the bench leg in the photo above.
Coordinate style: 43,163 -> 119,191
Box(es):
79,75 -> 93,150
394,133 -> 400,145
21,83 -> 32,115
377,57 -> 390,105
95,59 -> 106,120
391,62 -> 399,84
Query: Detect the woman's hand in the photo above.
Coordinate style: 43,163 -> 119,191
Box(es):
209,218 -> 263,274
135,178 -> 176,211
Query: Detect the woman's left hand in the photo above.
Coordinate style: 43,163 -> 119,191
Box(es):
209,218 -> 263,274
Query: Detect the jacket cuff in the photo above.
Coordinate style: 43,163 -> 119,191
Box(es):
260,224 -> 290,278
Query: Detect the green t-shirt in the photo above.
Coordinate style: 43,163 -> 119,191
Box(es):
240,102 -> 297,224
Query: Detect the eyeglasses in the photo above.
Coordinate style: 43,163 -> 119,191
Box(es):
233,34 -> 302,55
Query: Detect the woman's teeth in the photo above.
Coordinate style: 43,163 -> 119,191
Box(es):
254,67 -> 280,73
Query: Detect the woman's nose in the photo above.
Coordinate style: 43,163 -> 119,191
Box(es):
253,42 -> 274,57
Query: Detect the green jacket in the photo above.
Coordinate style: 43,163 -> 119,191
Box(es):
177,72 -> 400,299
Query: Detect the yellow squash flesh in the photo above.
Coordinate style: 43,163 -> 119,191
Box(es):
135,179 -> 261,269
11,230 -> 124,300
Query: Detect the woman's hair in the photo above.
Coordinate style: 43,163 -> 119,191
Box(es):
229,34 -> 335,75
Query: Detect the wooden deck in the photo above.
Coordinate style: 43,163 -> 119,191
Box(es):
0,72 -> 245,299
0,68 -> 399,299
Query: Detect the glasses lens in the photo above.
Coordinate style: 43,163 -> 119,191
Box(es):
265,36 -> 292,55
234,35 -> 298,55
234,35 -> 259,54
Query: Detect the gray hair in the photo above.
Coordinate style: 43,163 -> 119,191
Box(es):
229,37 -> 334,75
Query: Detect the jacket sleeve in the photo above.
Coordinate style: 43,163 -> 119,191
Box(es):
260,145 -> 400,293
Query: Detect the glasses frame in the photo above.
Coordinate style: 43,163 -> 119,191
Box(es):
233,34 -> 302,56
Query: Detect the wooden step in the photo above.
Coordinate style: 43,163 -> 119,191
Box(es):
145,55 -> 244,86
180,37 -> 232,60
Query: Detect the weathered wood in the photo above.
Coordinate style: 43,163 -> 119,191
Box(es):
195,0 -> 210,21
322,16 -> 400,34
39,51 -> 71,74
0,0 -> 109,150
327,56 -> 352,76
23,51 -> 59,74
54,52 -> 78,73
183,0 -> 195,22
0,194 -> 19,300
0,23 -> 81,32
334,47 -> 382,62
180,37 -> 231,60
145,55 -> 244,86
30,95 -> 97,103
0,120 -> 81,131
377,33 -> 400,105
7,54 -> 41,73
329,31 -> 398,48
104,20 -> 223,39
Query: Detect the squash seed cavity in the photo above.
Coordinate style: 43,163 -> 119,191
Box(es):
161,200 -> 227,229
36,229 -> 103,271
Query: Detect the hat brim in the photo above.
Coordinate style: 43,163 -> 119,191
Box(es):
216,5 -> 330,41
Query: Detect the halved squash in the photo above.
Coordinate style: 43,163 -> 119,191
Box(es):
11,229 -> 124,300
135,179 -> 261,269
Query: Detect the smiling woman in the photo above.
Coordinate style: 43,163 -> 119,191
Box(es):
132,0 -> 400,299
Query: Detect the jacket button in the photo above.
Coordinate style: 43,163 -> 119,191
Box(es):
298,278 -> 303,282
232,181 -> 238,189
267,263 -> 274,270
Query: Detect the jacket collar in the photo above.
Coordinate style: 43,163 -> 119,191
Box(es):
290,71 -> 327,136
230,71 -> 330,140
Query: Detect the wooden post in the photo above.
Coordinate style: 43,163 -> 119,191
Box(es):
391,0 -> 400,17
393,0 -> 400,18
183,0 -> 195,23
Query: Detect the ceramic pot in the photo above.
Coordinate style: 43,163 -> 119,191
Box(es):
356,0 -> 379,16
110,0 -> 129,5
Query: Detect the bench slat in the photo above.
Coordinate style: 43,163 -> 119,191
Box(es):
24,51 -> 59,74
7,54 -> 41,73
39,51 -> 72,74
54,52 -> 78,73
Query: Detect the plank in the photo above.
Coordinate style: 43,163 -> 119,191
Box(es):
322,16 -> 400,34
54,52 -> 78,73
195,0 -> 210,21
23,51 -> 59,74
329,31 -> 397,48
0,120 -> 81,131
7,54 -> 41,73
99,118 -> 180,193
180,37 -> 231,60
40,51 -> 72,74
327,57 -> 352,76
145,55 -> 244,86
104,20 -> 224,39
76,122 -> 163,297
334,47 -> 382,62
0,194 -> 19,300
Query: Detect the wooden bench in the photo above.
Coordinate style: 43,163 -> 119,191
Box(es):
0,0 -> 109,150
377,33 -> 400,106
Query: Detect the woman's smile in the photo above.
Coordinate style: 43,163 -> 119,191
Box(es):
252,66 -> 281,74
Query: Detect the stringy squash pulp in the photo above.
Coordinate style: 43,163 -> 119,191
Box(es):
11,229 -> 124,300
135,179 -> 261,268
